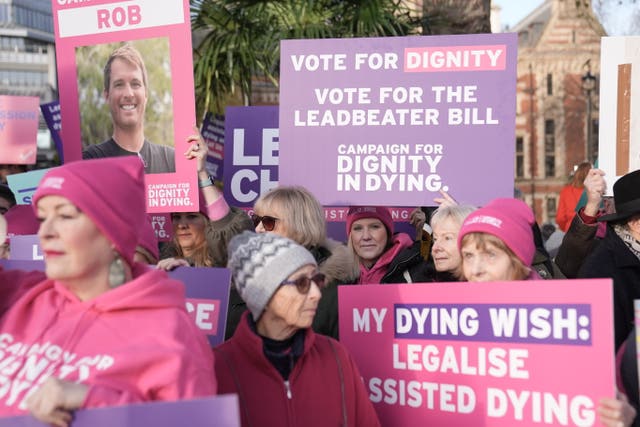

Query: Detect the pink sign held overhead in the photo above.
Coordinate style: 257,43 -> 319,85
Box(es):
0,96 -> 39,164
52,0 -> 198,213
339,279 -> 615,426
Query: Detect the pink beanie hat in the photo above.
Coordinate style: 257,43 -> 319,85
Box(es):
346,206 -> 393,236
457,198 -> 536,267
5,205 -> 40,239
33,157 -> 146,266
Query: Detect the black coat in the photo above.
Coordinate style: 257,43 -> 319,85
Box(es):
556,212 -> 601,278
579,225 -> 640,350
380,240 -> 432,284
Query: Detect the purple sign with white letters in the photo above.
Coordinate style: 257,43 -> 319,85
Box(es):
279,33 -> 517,206
223,106 -> 279,207
201,112 -> 225,182
40,101 -> 63,163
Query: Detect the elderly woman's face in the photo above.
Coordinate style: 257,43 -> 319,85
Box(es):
461,237 -> 515,282
264,264 -> 321,330
37,195 -> 112,285
431,216 -> 462,273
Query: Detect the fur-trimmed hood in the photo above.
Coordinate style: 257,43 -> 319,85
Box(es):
310,239 -> 360,285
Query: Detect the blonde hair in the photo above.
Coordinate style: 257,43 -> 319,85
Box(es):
460,232 -> 530,281
104,43 -> 148,93
254,186 -> 326,248
170,212 -> 213,267
430,204 -> 477,229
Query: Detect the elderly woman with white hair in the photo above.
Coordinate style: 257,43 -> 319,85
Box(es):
214,231 -> 379,427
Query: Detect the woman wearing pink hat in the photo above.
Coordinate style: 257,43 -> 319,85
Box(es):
457,198 -> 540,282
0,157 -> 215,426
457,197 -> 636,426
346,206 -> 429,284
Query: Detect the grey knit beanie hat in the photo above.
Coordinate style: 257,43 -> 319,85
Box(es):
227,231 -> 317,320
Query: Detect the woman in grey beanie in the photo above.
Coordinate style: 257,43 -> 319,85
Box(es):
214,231 -> 380,427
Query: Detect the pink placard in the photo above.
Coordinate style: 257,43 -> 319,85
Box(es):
0,96 -> 39,164
52,0 -> 197,213
339,279 -> 615,426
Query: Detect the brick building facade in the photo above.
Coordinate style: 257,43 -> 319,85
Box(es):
512,0 -> 605,225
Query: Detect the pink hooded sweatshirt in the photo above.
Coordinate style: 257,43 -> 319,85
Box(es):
0,263 -> 216,416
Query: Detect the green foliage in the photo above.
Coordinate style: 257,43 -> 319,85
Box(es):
191,0 -> 419,118
76,38 -> 174,148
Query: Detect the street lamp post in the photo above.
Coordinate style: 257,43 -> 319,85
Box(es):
581,70 -> 596,163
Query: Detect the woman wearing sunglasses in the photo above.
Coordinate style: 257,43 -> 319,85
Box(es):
225,186 -> 358,339
157,132 -> 253,271
215,231 -> 380,427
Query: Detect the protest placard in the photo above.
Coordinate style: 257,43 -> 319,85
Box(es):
279,33 -> 517,206
339,279 -> 614,426
0,394 -> 239,427
599,36 -> 640,191
7,235 -> 41,261
0,96 -> 39,164
223,106 -> 279,207
6,169 -> 49,205
201,112 -> 226,182
52,0 -> 198,213
170,267 -> 231,347
39,101 -> 63,163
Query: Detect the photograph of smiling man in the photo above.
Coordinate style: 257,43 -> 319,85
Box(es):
79,39 -> 175,174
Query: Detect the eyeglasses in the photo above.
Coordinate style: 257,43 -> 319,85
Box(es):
251,214 -> 279,231
280,273 -> 326,294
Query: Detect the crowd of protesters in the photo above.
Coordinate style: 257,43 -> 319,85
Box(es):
0,135 -> 638,426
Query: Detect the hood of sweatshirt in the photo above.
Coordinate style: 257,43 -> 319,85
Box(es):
50,263 -> 185,313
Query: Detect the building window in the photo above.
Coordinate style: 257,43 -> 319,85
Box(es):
544,119 -> 555,177
547,197 -> 557,221
547,73 -> 553,96
515,136 -> 524,178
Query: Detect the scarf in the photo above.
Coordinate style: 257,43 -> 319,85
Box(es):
614,223 -> 640,262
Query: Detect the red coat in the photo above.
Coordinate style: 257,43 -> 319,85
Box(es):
214,312 -> 380,427
556,185 -> 583,232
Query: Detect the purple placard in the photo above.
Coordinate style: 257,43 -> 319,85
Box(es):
8,235 -> 42,261
0,394 -> 239,427
169,267 -> 231,347
223,106 -> 279,207
201,112 -> 225,182
39,101 -> 63,163
0,259 -> 44,272
394,303 -> 592,345
279,34 -> 517,206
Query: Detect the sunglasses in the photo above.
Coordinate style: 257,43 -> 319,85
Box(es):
280,272 -> 327,294
251,214 -> 279,231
